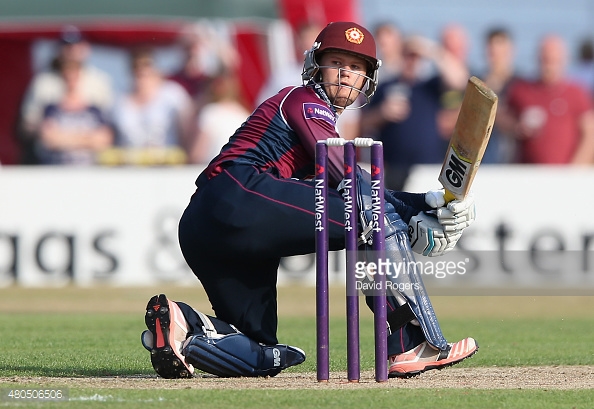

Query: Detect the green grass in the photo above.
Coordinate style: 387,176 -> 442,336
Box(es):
0,314 -> 146,377
1,293 -> 593,409
1,313 -> 593,377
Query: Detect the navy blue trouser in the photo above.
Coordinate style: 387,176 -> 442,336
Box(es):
178,165 -> 424,355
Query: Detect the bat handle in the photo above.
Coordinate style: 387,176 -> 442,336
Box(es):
443,189 -> 457,204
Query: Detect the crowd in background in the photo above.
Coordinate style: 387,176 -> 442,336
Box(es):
362,22 -> 594,189
14,20 -> 594,188
17,23 -> 246,167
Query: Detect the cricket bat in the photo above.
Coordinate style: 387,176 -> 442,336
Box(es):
438,76 -> 498,203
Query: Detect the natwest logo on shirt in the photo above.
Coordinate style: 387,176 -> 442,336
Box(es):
303,103 -> 336,125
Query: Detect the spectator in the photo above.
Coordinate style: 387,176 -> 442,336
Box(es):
360,35 -> 468,189
484,28 -> 517,95
112,48 -> 194,161
19,25 -> 114,163
189,71 -> 251,164
435,24 -> 471,142
256,21 -> 322,104
169,23 -> 239,108
37,59 -> 113,165
569,38 -> 594,95
504,35 -> 594,164
353,20 -> 403,163
440,23 -> 470,68
481,27 -> 519,163
373,21 -> 403,83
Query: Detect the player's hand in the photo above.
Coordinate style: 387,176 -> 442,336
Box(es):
406,35 -> 439,59
436,193 -> 476,233
425,189 -> 475,233
408,212 -> 460,257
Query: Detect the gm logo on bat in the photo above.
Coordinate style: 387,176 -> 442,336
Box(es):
443,148 -> 469,189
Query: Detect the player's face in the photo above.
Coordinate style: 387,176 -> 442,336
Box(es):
318,52 -> 369,111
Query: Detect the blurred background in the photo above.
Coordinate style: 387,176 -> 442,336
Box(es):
1,0 -> 593,292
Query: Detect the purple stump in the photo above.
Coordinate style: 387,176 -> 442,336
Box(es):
344,141 -> 360,382
371,142 -> 388,382
315,141 -> 329,382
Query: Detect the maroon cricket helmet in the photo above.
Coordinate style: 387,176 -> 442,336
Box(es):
313,21 -> 379,70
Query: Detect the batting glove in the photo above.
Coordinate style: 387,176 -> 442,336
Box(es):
436,193 -> 476,233
425,189 -> 446,208
408,212 -> 460,257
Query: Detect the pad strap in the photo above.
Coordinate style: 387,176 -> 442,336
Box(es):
387,303 -> 416,331
195,310 -> 219,338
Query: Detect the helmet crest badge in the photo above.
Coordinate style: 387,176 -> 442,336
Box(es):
345,28 -> 364,44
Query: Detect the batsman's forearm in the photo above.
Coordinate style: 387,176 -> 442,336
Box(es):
384,190 -> 429,223
387,190 -> 431,211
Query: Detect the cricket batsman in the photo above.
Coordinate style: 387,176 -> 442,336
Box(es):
140,21 -> 478,379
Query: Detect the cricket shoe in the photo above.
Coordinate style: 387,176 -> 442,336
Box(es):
388,337 -> 478,378
144,294 -> 194,379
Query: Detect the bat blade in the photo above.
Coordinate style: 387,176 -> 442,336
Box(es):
438,76 -> 498,202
